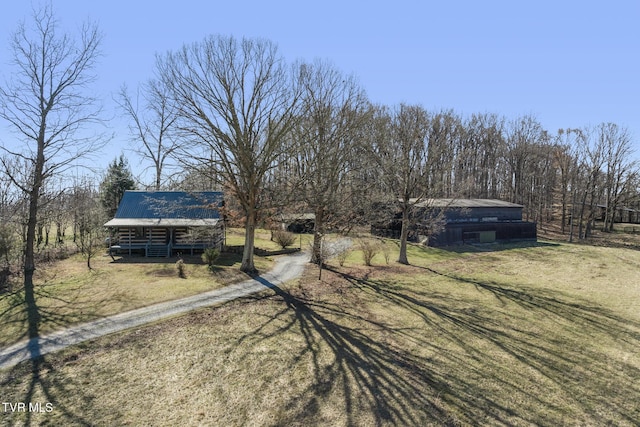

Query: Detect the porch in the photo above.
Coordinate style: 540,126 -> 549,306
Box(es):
110,225 -> 224,257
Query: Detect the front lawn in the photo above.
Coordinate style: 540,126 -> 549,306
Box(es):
0,228 -> 283,348
1,240 -> 639,426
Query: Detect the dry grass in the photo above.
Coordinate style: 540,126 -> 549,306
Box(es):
1,240 -> 639,426
0,228 -> 280,347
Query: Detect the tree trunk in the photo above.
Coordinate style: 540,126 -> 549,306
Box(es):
602,192 -> 611,232
23,119 -> 47,339
578,189 -> 588,239
56,222 -> 63,245
37,224 -> 43,248
155,168 -> 162,192
24,188 -> 41,340
561,190 -> 567,234
398,204 -> 410,265
311,208 -> 324,265
569,189 -> 576,243
241,209 -> 257,274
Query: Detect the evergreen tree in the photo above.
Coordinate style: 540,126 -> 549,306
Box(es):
100,155 -> 136,218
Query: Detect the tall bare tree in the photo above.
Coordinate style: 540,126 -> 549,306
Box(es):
598,123 -> 635,231
371,104 -> 430,265
456,113 -> 506,199
504,115 -> 546,208
117,79 -> 179,190
72,177 -> 105,269
0,5 -> 105,339
0,165 -> 23,292
573,126 -> 604,239
553,129 -> 580,234
424,110 -> 461,198
158,35 -> 300,273
290,60 -> 370,264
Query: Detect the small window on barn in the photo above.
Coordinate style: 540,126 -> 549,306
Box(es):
481,217 -> 498,222
135,227 -> 145,239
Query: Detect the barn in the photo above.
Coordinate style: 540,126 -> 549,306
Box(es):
104,191 -> 224,257
424,199 -> 537,246
372,198 -> 537,247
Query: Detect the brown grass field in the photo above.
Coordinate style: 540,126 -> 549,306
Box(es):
0,228 -> 282,348
1,234 -> 639,426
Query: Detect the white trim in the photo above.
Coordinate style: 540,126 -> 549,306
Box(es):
104,218 -> 220,227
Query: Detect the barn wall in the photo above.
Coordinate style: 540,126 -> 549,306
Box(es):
427,222 -> 537,247
371,201 -> 536,247
440,206 -> 523,223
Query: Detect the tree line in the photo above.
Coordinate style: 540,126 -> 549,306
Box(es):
0,6 -> 638,304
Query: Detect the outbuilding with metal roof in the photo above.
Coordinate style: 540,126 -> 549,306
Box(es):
372,198 -> 537,247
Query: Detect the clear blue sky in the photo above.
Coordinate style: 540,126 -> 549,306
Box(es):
1,1 -> 639,178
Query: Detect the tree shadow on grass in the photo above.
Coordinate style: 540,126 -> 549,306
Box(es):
0,273 -> 132,348
0,354 -> 107,426
0,290 -> 114,426
0,278 -> 127,426
239,266 -> 640,426
246,274 -> 456,426
334,266 -> 640,425
404,262 -> 640,348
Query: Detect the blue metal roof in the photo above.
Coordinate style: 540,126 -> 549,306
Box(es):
113,191 -> 223,219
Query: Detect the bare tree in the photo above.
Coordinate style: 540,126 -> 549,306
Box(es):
425,110 -> 461,198
0,167 -> 23,292
572,127 -> 605,239
553,129 -> 580,235
72,177 -> 105,269
158,35 -> 300,273
117,80 -> 180,190
524,137 -> 556,224
598,123 -> 636,231
290,59 -> 370,264
0,5 -> 105,339
371,104 -> 431,265
504,115 -> 546,208
455,113 -> 506,199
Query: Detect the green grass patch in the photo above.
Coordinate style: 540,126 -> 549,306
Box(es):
1,240 -> 639,426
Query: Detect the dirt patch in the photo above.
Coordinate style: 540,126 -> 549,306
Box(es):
145,267 -> 177,277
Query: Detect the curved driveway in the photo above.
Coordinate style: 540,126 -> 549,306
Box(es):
0,251 -> 309,370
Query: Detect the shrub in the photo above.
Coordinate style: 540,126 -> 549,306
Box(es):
175,259 -> 187,279
272,229 -> 296,249
358,238 -> 380,266
381,242 -> 391,265
336,248 -> 351,266
201,248 -> 220,268
0,225 -> 16,267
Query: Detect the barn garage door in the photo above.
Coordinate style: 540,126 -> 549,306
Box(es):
479,231 -> 496,243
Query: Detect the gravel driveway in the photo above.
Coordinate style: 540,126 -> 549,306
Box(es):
0,250 -> 309,370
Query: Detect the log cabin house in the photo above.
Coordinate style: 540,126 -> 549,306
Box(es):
104,191 -> 224,257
